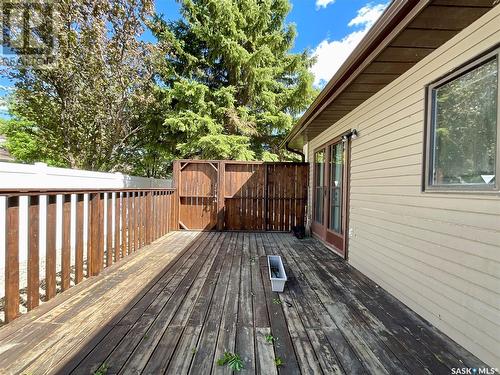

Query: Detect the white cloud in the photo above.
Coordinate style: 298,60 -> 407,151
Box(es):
348,3 -> 388,27
311,2 -> 389,87
316,0 -> 336,9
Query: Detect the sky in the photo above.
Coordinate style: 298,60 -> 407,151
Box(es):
150,0 -> 389,86
0,0 -> 389,117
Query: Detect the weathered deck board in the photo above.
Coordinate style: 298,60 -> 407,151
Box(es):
0,232 -> 487,375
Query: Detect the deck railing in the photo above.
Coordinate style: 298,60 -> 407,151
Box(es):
1,188 -> 177,324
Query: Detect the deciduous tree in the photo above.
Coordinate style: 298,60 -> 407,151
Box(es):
4,0 -> 156,171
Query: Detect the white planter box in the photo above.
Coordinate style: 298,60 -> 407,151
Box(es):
268,255 -> 288,292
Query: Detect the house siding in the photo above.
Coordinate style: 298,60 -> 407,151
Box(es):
305,6 -> 500,367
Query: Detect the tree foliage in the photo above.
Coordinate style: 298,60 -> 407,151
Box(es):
2,0 -> 317,176
150,0 -> 317,161
5,0 -> 156,171
0,117 -> 66,166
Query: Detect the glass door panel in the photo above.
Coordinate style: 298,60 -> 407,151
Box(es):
329,143 -> 344,233
314,149 -> 325,224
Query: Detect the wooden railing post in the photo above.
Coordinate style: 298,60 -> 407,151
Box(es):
5,196 -> 20,323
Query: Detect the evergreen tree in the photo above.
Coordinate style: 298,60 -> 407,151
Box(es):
151,0 -> 317,161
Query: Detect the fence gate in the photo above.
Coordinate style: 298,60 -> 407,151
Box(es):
174,160 -> 308,231
175,161 -> 219,230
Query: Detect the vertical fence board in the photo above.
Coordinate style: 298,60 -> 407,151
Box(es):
137,192 -> 142,248
106,194 -> 113,267
158,192 -> 163,237
61,195 -> 71,291
46,195 -> 57,300
98,193 -> 105,274
75,195 -> 84,284
283,166 -> 293,232
154,192 -> 158,240
5,196 -> 20,322
115,193 -> 121,262
143,192 -> 147,245
157,192 -> 161,239
134,192 -> 139,252
89,193 -> 99,277
166,193 -> 171,234
146,192 -> 151,245
128,192 -> 134,254
27,196 -> 40,311
122,193 -> 128,257
152,192 -> 156,241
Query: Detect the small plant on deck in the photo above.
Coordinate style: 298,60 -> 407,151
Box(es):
93,363 -> 109,375
217,352 -> 244,372
265,334 -> 277,344
274,356 -> 284,368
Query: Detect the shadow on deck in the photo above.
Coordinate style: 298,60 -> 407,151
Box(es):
0,231 -> 486,374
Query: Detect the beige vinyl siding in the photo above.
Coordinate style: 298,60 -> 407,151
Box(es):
305,6 -> 500,367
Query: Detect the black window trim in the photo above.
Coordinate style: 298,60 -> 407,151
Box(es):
424,47 -> 500,194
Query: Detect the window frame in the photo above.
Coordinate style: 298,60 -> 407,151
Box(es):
424,47 -> 500,193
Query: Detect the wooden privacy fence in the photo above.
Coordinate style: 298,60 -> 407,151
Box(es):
173,160 -> 308,231
1,188 -> 176,324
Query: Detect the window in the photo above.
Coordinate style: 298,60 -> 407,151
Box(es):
426,49 -> 500,191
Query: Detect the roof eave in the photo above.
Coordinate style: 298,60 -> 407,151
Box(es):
284,0 -> 428,149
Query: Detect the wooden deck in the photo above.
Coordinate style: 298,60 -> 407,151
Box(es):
0,231 -> 486,374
